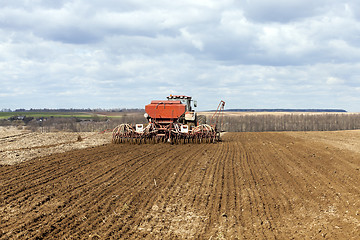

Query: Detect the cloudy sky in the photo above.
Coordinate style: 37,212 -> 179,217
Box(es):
1,0 -> 360,111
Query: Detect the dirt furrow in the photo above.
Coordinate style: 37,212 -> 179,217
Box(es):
1,132 -> 359,239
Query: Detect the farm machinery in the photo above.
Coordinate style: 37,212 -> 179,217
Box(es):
112,95 -> 225,144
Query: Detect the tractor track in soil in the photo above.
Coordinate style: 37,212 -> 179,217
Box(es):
1,132 -> 360,239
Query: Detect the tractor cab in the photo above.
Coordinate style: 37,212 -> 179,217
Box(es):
167,95 -> 197,112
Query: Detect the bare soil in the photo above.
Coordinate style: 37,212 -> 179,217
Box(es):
1,131 -> 359,239
284,130 -> 360,154
0,127 -> 110,165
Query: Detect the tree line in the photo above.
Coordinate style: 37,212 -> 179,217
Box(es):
2,108 -> 144,113
1,112 -> 360,133
218,113 -> 360,132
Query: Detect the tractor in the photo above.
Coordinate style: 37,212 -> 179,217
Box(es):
112,95 -> 225,144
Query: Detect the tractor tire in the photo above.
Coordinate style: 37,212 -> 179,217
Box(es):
197,115 -> 206,125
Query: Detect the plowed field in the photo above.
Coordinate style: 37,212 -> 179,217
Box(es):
1,132 -> 360,239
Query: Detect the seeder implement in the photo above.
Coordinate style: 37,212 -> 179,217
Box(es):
112,95 -> 225,144
112,123 -> 218,144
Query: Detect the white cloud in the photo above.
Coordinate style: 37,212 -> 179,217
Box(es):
0,0 -> 360,111
326,77 -> 344,85
241,0 -> 339,23
180,28 -> 204,51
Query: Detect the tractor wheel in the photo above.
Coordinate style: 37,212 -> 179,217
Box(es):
197,115 -> 206,125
